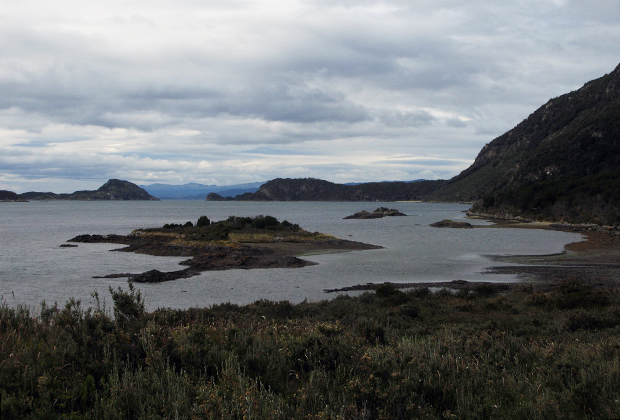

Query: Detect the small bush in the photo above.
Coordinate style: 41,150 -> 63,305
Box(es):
565,311 -> 601,331
400,302 -> 419,318
196,215 -> 210,227
555,281 -> 610,309
375,283 -> 400,298
474,283 -> 497,297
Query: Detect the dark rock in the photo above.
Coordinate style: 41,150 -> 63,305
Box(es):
130,269 -> 193,283
430,219 -> 474,228
344,207 -> 407,219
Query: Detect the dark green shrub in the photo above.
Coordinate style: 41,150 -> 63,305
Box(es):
565,311 -> 601,331
474,283 -> 497,297
410,287 -> 430,298
196,215 -> 210,227
375,283 -> 399,298
110,282 -> 145,330
400,302 -> 419,318
375,283 -> 409,306
162,223 -> 182,229
555,281 -> 610,309
251,215 -> 279,229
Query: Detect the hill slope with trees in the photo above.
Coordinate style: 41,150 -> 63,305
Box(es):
428,63 -> 620,225
19,179 -> 159,201
235,178 -> 446,202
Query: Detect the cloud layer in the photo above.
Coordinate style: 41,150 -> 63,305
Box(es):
1,0 -> 619,192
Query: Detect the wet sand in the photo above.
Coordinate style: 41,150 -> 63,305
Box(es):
484,223 -> 620,292
326,220 -> 620,294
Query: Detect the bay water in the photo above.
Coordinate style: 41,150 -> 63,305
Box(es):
0,201 -> 582,310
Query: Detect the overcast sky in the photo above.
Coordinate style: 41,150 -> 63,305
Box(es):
1,0 -> 619,193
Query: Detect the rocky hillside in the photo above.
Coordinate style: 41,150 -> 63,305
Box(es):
0,190 -> 23,201
429,63 -> 620,225
20,179 -> 159,201
235,178 -> 445,202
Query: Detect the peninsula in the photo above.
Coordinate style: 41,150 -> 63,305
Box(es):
68,214 -> 381,282
16,179 -> 158,201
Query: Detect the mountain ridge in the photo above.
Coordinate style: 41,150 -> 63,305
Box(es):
428,62 -> 620,224
234,178 -> 446,202
140,181 -> 265,199
19,179 -> 159,201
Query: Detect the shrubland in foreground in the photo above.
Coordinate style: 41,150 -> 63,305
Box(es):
1,281 -> 620,419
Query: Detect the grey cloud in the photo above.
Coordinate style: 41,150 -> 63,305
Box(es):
380,158 -> 465,167
243,147 -> 320,156
446,118 -> 466,128
379,110 -> 435,127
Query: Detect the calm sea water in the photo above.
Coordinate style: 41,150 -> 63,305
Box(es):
0,201 -> 582,310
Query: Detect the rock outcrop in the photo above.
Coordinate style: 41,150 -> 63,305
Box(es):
344,207 -> 407,219
430,220 -> 474,228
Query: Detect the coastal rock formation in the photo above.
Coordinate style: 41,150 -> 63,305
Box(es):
344,207 -> 407,219
69,215 -> 381,282
19,179 -> 159,201
430,219 -> 474,228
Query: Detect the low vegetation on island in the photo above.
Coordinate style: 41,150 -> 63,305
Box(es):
344,207 -> 407,219
2,282 -> 620,419
68,215 -> 380,282
429,219 -> 474,228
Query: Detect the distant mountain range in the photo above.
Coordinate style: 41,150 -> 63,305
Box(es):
232,178 -> 444,202
139,182 -> 265,200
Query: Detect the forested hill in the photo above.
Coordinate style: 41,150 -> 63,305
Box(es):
428,63 -> 620,225
234,178 -> 446,202
19,179 -> 159,201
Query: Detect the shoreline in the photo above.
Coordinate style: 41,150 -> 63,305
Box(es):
326,218 -> 620,294
483,222 -> 620,292
69,232 -> 382,283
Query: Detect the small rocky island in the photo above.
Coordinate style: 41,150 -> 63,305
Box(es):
68,215 -> 381,282
344,207 -> 406,219
430,219 -> 474,228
